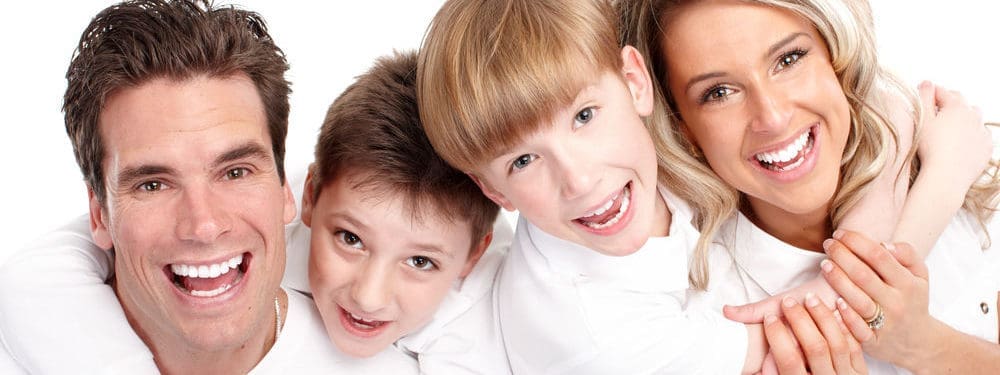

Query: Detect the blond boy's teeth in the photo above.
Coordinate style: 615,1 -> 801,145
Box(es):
170,254 -> 243,279
581,186 -> 631,230
583,194 -> 617,218
755,130 -> 810,164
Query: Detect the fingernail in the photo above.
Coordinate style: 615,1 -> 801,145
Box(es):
832,230 -> 844,239
822,238 -> 835,251
764,314 -> 778,324
880,242 -> 896,252
806,292 -> 819,307
821,259 -> 833,273
837,297 -> 848,310
919,80 -> 932,89
782,296 -> 796,308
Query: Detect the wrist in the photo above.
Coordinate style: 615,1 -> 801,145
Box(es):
899,318 -> 952,374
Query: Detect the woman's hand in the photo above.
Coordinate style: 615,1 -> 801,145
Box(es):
757,294 -> 867,375
819,230 -> 936,368
724,277 -> 839,324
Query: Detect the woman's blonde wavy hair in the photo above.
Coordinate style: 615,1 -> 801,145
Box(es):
618,0 -> 1000,290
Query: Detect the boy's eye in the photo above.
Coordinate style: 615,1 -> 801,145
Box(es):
573,107 -> 595,128
775,49 -> 807,71
335,230 -> 364,249
511,154 -> 537,170
406,256 -> 437,271
225,167 -> 250,180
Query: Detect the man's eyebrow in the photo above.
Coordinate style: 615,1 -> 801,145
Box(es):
117,165 -> 175,189
213,142 -> 273,168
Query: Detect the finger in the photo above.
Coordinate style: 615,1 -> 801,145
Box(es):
804,293 -> 853,374
821,259 -> 879,338
917,81 -> 935,117
759,352 -> 778,375
832,231 -> 912,288
763,313 -> 808,375
837,297 -> 876,344
782,297 -> 835,374
882,241 -> 929,279
824,234 -> 894,300
832,309 -> 868,373
723,296 -> 780,324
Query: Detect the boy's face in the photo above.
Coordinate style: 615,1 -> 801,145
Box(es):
302,169 -> 487,358
473,48 -> 668,256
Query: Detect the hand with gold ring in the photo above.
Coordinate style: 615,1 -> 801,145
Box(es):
818,230 -> 936,368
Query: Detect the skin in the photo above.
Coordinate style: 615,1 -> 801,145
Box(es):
302,169 -> 490,358
90,74 -> 296,374
472,46 -> 668,257
661,0 -> 851,251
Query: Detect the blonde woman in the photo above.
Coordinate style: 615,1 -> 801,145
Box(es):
619,0 -> 1000,373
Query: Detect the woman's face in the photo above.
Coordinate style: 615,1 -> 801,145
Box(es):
660,0 -> 851,222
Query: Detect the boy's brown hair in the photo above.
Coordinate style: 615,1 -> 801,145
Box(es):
64,0 -> 291,205
311,51 -> 499,245
417,0 -> 622,172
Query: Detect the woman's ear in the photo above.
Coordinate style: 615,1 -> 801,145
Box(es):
620,45 -> 655,117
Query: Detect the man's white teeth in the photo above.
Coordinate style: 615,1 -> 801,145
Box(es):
583,186 -> 631,230
170,254 -> 243,279
756,130 -> 810,164
189,284 -> 233,297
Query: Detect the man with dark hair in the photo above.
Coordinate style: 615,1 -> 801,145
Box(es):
0,1 -> 416,373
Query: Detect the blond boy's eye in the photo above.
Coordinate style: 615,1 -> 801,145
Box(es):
573,107 -> 595,128
335,230 -> 364,249
406,256 -> 437,271
512,154 -> 537,170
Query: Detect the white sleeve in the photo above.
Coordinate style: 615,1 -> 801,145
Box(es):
0,215 -> 158,374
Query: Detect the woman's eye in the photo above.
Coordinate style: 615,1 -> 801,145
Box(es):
511,154 -> 537,171
574,107 -> 596,128
225,167 -> 249,180
336,230 -> 364,249
701,86 -> 734,104
406,256 -> 437,271
776,50 -> 807,71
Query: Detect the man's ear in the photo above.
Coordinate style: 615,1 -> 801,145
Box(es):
468,173 -> 515,211
88,187 -> 113,251
460,231 -> 492,278
620,45 -> 655,117
301,166 -> 317,228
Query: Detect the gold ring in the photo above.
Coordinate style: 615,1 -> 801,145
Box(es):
865,303 -> 885,330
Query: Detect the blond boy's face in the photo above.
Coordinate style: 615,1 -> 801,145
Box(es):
473,53 -> 668,256
302,170 -> 483,358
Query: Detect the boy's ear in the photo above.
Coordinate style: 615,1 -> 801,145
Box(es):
468,173 -> 515,211
301,165 -> 317,228
460,231 -> 492,278
88,187 -> 113,251
620,45 -> 655,117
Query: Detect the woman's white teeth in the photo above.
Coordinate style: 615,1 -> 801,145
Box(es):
170,254 -> 243,279
756,130 -> 810,164
583,186 -> 631,230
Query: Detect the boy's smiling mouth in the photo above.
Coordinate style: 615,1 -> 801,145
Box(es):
339,306 -> 390,338
574,182 -> 632,230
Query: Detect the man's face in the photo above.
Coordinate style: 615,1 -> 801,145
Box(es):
90,74 -> 296,353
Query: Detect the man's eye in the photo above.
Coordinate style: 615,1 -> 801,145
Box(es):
225,167 -> 250,180
139,181 -> 162,192
512,154 -> 537,170
406,256 -> 437,271
336,230 -> 364,249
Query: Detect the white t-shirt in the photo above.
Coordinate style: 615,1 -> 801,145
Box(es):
495,188 -> 748,374
283,214 -> 515,374
0,216 -> 417,374
706,211 -> 1000,374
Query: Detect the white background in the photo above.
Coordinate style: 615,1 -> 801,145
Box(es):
0,1 -> 997,264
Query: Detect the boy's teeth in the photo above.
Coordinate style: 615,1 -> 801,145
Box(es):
170,254 -> 243,279
582,186 -> 631,230
584,195 -> 617,218
755,130 -> 809,164
350,312 -> 376,324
